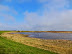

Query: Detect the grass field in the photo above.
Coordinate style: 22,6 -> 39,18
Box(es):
0,31 -> 57,54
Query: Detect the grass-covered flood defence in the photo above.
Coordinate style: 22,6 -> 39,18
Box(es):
0,31 -> 57,54
0,31 -> 10,35
1,31 -> 72,54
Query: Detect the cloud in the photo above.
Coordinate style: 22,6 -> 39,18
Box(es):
0,5 -> 18,14
23,10 -> 72,31
5,0 -> 12,2
0,5 -> 10,11
0,4 -> 18,30
0,13 -> 15,21
39,0 -> 69,11
0,0 -> 72,31
0,0 -> 12,3
11,9 -> 18,15
0,0 -> 32,3
0,5 -> 18,21
0,23 -> 16,30
22,0 -> 72,31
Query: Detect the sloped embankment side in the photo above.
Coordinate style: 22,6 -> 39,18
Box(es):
1,32 -> 72,54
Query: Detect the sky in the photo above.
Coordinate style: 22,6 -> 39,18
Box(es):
0,0 -> 72,31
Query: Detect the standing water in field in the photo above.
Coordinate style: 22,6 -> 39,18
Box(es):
13,32 -> 72,40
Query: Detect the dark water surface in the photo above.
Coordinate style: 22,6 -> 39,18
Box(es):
14,32 -> 72,40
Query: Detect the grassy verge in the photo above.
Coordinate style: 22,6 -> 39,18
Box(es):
0,31 -> 57,54
0,31 -> 10,35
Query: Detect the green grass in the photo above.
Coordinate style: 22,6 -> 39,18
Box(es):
0,31 -> 58,54
0,31 -> 10,35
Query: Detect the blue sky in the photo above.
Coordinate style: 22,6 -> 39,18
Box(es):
0,0 -> 72,31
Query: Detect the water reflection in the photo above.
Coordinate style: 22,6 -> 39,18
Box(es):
15,32 -> 72,40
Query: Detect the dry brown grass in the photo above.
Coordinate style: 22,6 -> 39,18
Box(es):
17,31 -> 72,33
1,32 -> 72,54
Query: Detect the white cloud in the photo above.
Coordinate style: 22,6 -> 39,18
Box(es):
22,0 -> 72,31
0,0 -> 72,31
23,10 -> 72,31
0,5 -> 10,11
0,4 -> 18,30
0,13 -> 15,21
0,5 -> 18,21
6,0 -> 12,2
0,23 -> 16,30
0,5 -> 18,14
12,9 -> 18,15
40,0 -> 69,11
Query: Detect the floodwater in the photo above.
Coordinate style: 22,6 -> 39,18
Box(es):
14,32 -> 72,40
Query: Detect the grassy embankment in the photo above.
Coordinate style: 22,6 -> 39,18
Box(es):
0,31 -> 57,54
2,33 -> 72,54
0,31 -> 10,35
1,32 -> 72,54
